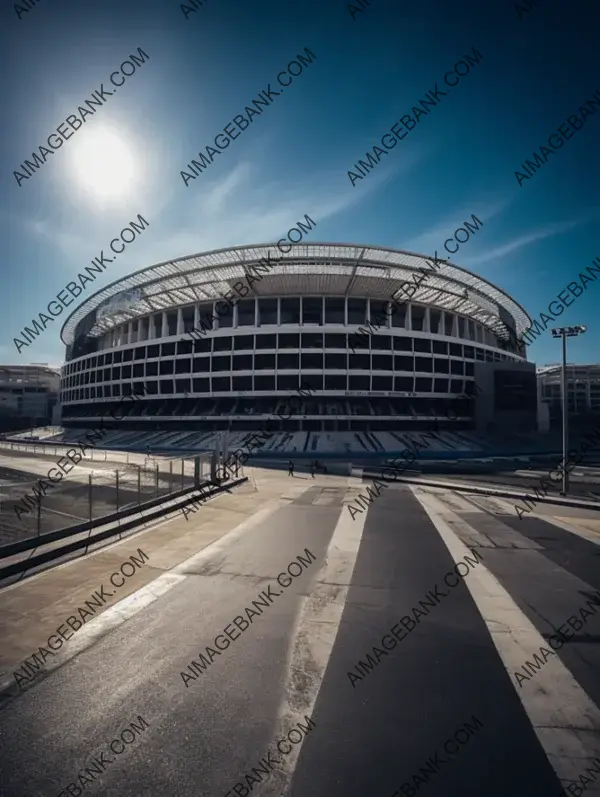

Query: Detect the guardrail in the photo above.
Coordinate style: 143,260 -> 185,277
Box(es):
0,476 -> 246,582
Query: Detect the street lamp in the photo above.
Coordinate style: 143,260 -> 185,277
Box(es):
550,325 -> 587,495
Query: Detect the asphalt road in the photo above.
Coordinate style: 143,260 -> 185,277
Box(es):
1,479 -> 599,796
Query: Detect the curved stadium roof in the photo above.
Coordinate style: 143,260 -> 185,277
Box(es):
60,242 -> 531,347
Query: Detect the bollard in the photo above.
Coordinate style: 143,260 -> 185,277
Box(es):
156,464 -> 159,497
169,460 -> 173,494
181,459 -> 185,491
89,474 -> 93,523
138,466 -> 141,504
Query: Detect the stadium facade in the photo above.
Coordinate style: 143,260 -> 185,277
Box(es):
57,242 -> 539,453
538,363 -> 600,427
0,364 -> 60,433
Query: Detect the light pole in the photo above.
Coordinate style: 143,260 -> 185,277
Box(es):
550,325 -> 586,495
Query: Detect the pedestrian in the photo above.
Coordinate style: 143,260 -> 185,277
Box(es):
288,460 -> 294,477
310,461 -> 316,479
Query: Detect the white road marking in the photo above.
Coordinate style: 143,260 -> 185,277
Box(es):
411,486 -> 600,793
253,477 -> 368,797
0,487 -> 314,697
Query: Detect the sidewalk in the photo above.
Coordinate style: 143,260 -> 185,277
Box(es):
0,467 -> 312,697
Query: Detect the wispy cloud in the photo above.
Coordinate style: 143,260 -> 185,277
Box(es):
466,208 -> 600,267
402,196 -> 511,257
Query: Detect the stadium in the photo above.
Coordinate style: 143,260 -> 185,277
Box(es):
30,240 -> 545,459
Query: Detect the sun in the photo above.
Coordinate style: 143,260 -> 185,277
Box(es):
69,126 -> 137,201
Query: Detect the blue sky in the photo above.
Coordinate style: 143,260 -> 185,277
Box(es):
1,0 -> 598,370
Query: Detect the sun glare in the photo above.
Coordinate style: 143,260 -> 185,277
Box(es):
70,126 -> 137,201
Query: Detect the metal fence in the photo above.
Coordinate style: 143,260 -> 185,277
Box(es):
0,449 -> 214,545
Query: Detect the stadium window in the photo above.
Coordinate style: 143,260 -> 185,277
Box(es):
430,310 -> 442,334
450,360 -> 463,375
325,333 -> 347,349
393,336 -> 412,351
325,374 -> 347,390
352,334 -> 370,350
255,353 -> 275,370
349,354 -> 370,370
463,345 -> 474,359
213,336 -> 232,352
449,343 -> 462,357
122,365 -> 132,379
372,375 -> 392,391
277,374 -> 299,391
234,335 -> 254,350
394,376 -> 413,391
175,358 -> 192,374
450,379 -> 464,393
218,303 -> 234,328
301,333 -> 323,349
103,368 -> 111,381
411,305 -> 425,332
391,304 -> 407,328
237,299 -> 256,327
370,300 -> 389,328
465,362 -> 474,376
394,355 -> 413,371
415,357 -> 433,373
301,374 -> 323,391
212,356 -> 231,372
372,334 -> 392,350
347,298 -> 366,325
167,311 -> 178,337
349,374 -> 370,390
281,297 -> 301,324
193,357 -> 210,373
325,353 -> 347,369
233,354 -> 253,371
372,354 -> 393,371
147,345 -> 160,358
177,340 -> 193,355
160,380 -> 174,394
325,298 -> 345,324
415,377 -> 432,392
414,338 -> 431,353
176,378 -> 191,394
434,378 -> 448,393
279,333 -> 299,349
139,318 -> 149,341
301,352 -> 323,369
233,376 -> 252,391
133,364 -> 144,378
194,338 -> 211,353
255,333 -> 276,349
302,297 -> 323,325
113,350 -> 123,364
161,343 -> 176,357
182,306 -> 195,333
122,349 -> 133,362
212,377 -> 231,392
433,358 -> 449,374
485,351 -> 494,362
475,348 -> 485,361
468,319 -> 476,340
134,346 -> 146,360
159,361 -> 174,375
444,313 -> 454,336
278,353 -> 299,369
146,361 -> 158,376
198,304 -> 214,332
255,375 -> 275,391
432,340 -> 448,355
193,378 -> 209,393
258,298 -> 278,326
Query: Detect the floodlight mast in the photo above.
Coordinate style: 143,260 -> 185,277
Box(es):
550,325 -> 587,494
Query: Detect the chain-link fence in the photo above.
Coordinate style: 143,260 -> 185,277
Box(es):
0,449 -> 214,545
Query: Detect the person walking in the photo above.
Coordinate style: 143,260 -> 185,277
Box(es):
310,460 -> 316,479
288,460 -> 294,477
